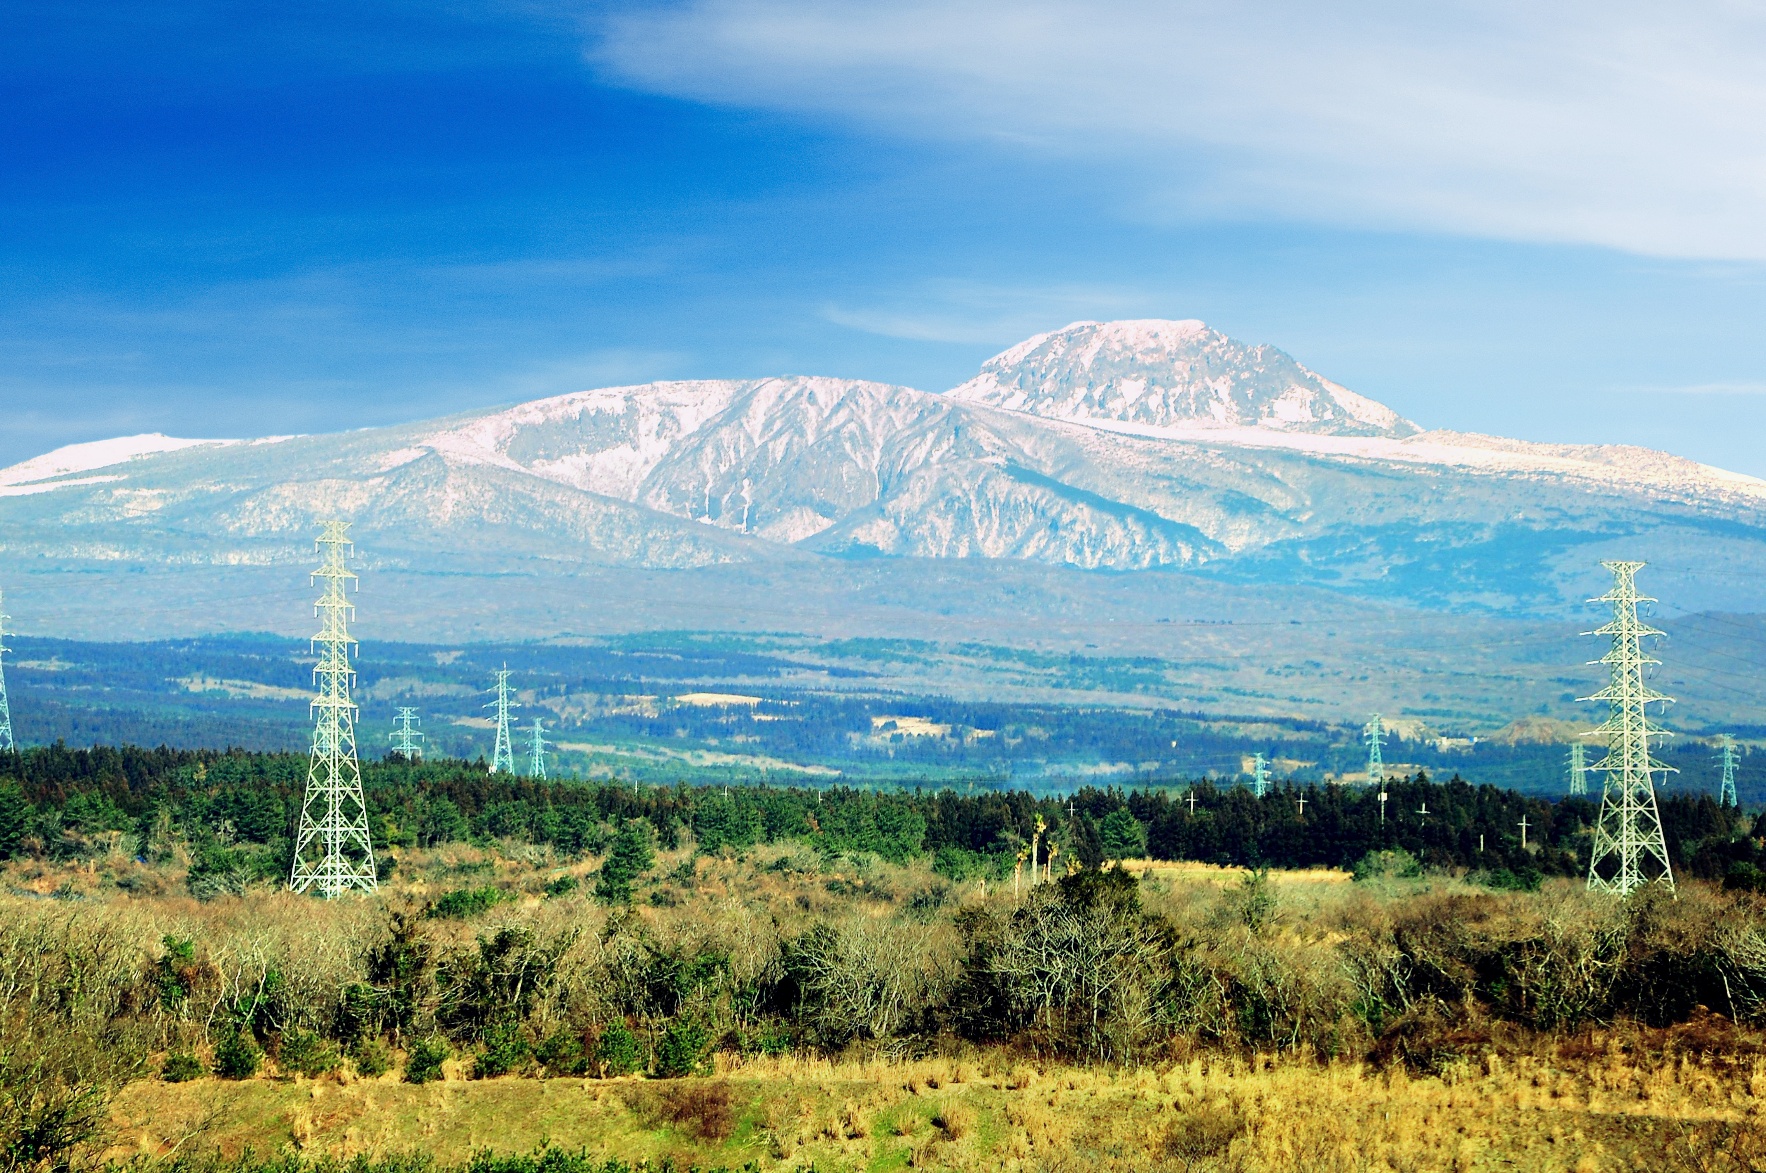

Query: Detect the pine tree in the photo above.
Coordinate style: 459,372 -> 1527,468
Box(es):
0,779 -> 28,859
1098,808 -> 1147,860
596,818 -> 655,904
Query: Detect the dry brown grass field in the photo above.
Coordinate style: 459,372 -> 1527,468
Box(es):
6,842 -> 1766,1173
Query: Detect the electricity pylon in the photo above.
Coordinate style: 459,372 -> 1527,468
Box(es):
0,589 -> 13,753
1583,561 -> 1675,897
488,668 -> 517,774
1567,741 -> 1588,796
391,707 -> 423,761
289,522 -> 378,898
1719,734 -> 1739,807
1251,752 -> 1270,799
1365,714 -> 1386,788
528,719 -> 548,779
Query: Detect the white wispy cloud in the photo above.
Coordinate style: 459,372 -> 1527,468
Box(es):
590,1 -> 1766,260
1652,381 -> 1766,396
821,278 -> 1146,344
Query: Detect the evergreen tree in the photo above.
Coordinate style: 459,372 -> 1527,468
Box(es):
596,818 -> 655,904
0,779 -> 27,859
1098,808 -> 1147,860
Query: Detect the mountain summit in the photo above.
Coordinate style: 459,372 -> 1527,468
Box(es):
3,318 -> 1764,634
949,319 -> 1418,438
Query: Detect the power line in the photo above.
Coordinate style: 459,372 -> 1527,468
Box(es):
289,521 -> 378,898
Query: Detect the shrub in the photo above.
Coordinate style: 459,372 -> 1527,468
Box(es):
653,1017 -> 710,1078
1478,866 -> 1543,892
472,1022 -> 530,1079
278,1027 -> 340,1077
212,1030 -> 261,1080
657,1082 -> 736,1140
533,1030 -> 588,1077
743,1021 -> 793,1058
1353,848 -> 1423,882
429,885 -> 507,919
155,935 -> 197,1011
595,1021 -> 642,1077
544,874 -> 579,898
1725,863 -> 1766,893
405,1038 -> 448,1084
161,1052 -> 204,1083
351,1039 -> 392,1078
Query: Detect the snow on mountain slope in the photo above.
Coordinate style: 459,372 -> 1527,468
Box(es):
1041,417 -> 1766,510
949,320 -> 1420,438
4,320 -> 1766,619
0,433 -> 241,494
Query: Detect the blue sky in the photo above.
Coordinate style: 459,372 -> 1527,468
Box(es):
6,2 -> 1766,473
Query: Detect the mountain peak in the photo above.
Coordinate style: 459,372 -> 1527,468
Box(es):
949,319 -> 1420,439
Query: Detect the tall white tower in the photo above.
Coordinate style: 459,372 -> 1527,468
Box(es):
1568,741 -> 1588,796
1584,561 -> 1675,897
488,669 -> 517,774
289,522 -> 378,897
528,719 -> 548,779
1251,752 -> 1269,799
1719,734 -> 1739,808
1364,714 -> 1386,788
391,707 -> 423,761
0,589 -> 13,753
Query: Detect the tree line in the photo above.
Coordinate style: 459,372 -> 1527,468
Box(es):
0,743 -> 1758,887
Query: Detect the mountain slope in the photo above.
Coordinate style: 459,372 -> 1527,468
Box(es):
4,321 -> 1766,626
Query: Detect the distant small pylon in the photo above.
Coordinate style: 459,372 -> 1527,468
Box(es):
391,707 -> 423,761
528,719 -> 548,779
1719,734 -> 1739,807
1568,741 -> 1588,796
1251,752 -> 1269,799
1365,714 -> 1386,788
488,668 -> 518,774
0,589 -> 13,753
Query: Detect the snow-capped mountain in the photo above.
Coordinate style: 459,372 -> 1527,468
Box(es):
948,320 -> 1419,438
4,319 -> 1766,635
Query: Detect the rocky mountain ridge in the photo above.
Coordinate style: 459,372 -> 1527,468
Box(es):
4,319 -> 1765,625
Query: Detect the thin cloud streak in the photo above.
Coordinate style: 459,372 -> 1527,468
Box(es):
592,0 -> 1766,260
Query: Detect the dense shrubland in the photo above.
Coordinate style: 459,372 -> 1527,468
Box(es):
5,744 -> 1766,1169
7,830 -> 1766,1168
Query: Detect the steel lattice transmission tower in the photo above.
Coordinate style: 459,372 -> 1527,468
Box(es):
289,522 -> 378,897
1251,752 -> 1270,799
391,707 -> 423,761
1719,734 -> 1739,807
488,668 -> 518,774
528,719 -> 548,779
1583,561 -> 1675,897
0,589 -> 14,753
1567,742 -> 1588,796
1365,714 -> 1387,788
